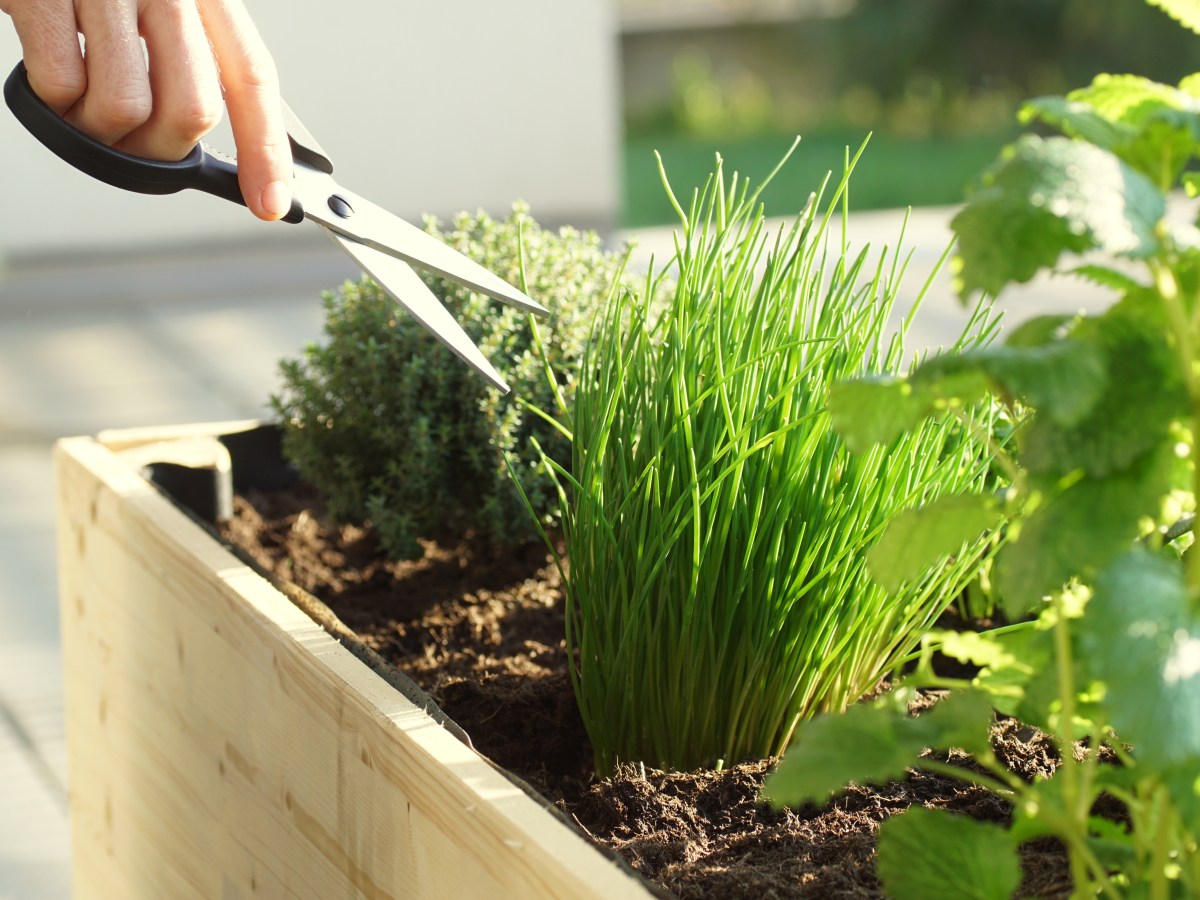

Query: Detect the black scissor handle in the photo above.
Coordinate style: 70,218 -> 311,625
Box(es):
4,61 -> 303,223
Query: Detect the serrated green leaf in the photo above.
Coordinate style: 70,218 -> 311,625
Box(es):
1020,95 -> 1134,151
952,136 -> 1165,300
876,807 -> 1021,900
868,494 -> 1004,592
764,690 -> 995,806
1079,550 -> 1200,769
965,339 -> 1106,427
1069,264 -> 1147,293
1021,295 -> 1188,477
1069,74 -> 1196,124
893,327 -> 1105,428
996,440 -> 1179,616
1039,74 -> 1200,187
1147,0 -> 1200,34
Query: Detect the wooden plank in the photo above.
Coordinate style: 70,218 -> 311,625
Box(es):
96,420 -> 260,453
55,432 -> 649,900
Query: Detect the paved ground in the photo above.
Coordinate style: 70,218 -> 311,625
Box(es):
0,207 -> 1111,899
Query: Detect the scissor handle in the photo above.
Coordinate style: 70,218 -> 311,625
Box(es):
4,61 -> 304,224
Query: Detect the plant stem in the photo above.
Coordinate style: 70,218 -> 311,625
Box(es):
1153,259 -> 1200,609
916,758 -> 1023,797
1050,593 -> 1095,897
1148,780 -> 1170,900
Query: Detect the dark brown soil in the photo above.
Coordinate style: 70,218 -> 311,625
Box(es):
219,485 -> 1077,899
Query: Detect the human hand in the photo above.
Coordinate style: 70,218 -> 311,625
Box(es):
0,0 -> 292,220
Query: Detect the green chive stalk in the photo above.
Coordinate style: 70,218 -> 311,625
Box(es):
535,142 -> 999,775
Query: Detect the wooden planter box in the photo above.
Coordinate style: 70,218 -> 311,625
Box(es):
55,422 -> 651,899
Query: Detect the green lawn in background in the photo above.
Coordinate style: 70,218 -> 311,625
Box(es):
621,131 -> 1017,227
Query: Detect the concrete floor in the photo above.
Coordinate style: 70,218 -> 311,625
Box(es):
0,208 -> 1111,898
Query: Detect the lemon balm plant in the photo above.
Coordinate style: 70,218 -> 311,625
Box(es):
522,143 -> 1001,775
766,4 -> 1200,895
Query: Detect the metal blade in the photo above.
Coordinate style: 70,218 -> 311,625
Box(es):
322,227 -> 511,393
282,100 -> 334,175
293,168 -> 547,317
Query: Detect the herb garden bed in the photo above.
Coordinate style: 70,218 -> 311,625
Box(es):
221,474 -> 1086,899
56,420 -> 1093,899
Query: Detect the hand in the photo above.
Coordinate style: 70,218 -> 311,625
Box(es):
0,0 -> 292,220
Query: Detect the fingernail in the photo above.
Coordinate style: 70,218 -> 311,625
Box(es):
261,180 -> 291,219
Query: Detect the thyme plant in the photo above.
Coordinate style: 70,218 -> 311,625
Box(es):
528,144 -> 1000,775
766,4 -> 1200,894
272,204 -> 626,559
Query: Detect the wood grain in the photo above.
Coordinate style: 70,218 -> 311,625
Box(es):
55,430 -> 649,899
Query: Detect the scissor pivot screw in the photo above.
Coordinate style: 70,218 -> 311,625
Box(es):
328,194 -> 355,218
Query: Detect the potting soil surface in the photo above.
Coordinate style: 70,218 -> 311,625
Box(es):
221,485 -> 1083,899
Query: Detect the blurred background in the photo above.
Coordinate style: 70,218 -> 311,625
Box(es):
619,0 -> 1200,223
0,1 -> 1194,897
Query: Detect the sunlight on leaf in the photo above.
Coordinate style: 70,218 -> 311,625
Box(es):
1147,0 -> 1200,34
1080,550 -> 1200,769
952,136 -> 1164,299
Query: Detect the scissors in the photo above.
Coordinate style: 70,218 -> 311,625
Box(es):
3,61 -> 546,394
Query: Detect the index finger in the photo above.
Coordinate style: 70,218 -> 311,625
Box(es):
197,0 -> 291,221
4,0 -> 87,113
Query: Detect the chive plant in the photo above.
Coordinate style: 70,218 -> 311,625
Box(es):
526,142 -> 1000,775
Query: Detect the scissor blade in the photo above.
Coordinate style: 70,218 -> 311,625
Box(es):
282,101 -> 334,175
323,228 -> 511,394
293,173 -> 547,317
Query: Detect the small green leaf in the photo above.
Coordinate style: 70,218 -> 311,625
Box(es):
1079,550 -> 1200,769
764,690 -> 995,806
970,622 -> 1055,719
936,629 -> 1023,671
876,807 -> 1021,900
995,439 -> 1179,615
952,136 -> 1165,300
868,494 -> 1004,592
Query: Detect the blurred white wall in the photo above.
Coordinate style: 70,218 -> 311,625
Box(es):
0,0 -> 619,260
